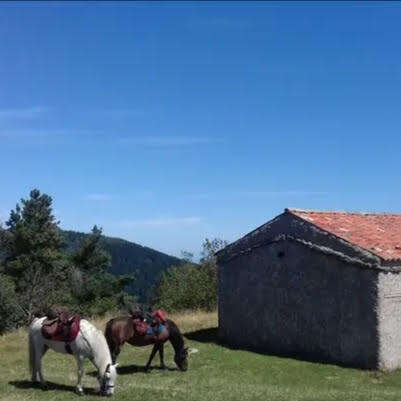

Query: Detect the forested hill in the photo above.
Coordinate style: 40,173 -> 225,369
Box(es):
61,230 -> 181,301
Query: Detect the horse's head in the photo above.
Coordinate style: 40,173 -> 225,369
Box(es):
99,363 -> 118,396
174,347 -> 189,371
173,347 -> 198,371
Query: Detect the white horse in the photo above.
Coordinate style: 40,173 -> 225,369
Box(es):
29,317 -> 118,396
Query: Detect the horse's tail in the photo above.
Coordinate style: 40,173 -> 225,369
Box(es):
105,318 -> 123,364
104,319 -> 116,351
28,317 -> 42,378
28,325 -> 36,378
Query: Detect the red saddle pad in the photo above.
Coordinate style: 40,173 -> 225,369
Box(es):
42,316 -> 81,342
151,309 -> 167,323
132,318 -> 149,336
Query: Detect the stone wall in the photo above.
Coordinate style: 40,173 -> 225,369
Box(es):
377,271 -> 401,370
218,239 -> 379,368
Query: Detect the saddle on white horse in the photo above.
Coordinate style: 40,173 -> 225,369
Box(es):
41,311 -> 81,354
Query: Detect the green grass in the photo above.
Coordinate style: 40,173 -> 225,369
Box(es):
1,311 -> 401,401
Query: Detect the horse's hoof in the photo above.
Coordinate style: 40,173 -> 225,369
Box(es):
41,384 -> 49,391
160,365 -> 167,370
75,388 -> 84,396
144,368 -> 151,373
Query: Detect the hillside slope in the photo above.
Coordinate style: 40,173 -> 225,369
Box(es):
61,230 -> 181,301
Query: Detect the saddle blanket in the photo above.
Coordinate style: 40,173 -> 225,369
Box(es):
131,309 -> 168,336
132,318 -> 165,336
146,324 -> 165,336
42,316 -> 81,343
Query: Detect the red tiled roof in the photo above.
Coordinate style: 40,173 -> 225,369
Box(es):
287,209 -> 401,261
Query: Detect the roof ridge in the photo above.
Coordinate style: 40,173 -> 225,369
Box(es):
285,208 -> 401,216
217,233 -> 401,271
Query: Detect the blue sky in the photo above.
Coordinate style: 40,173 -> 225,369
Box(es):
1,2 -> 401,257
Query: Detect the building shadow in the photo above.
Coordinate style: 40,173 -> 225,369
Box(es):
9,380 -> 99,396
184,327 -> 219,344
184,327 -> 369,370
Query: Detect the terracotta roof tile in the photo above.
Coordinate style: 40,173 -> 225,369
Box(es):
287,209 -> 401,261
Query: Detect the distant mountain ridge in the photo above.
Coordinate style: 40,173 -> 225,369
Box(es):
61,230 -> 181,301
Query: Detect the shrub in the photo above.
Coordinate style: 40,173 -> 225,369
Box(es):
0,274 -> 24,333
153,262 -> 218,312
152,238 -> 227,312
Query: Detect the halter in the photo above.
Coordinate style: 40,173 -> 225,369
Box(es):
99,376 -> 115,393
98,366 -> 115,394
102,383 -> 115,390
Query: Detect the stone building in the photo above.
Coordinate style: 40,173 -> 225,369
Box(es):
216,208 -> 401,370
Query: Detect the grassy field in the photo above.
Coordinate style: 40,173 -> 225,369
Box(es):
1,311 -> 401,401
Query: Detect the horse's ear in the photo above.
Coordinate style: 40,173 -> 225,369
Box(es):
106,363 -> 110,373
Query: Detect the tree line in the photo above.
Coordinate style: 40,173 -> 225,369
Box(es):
0,189 -> 134,333
0,189 -> 228,334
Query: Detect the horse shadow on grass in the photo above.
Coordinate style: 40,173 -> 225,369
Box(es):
118,365 -> 178,375
86,365 -> 178,377
9,380 -> 100,396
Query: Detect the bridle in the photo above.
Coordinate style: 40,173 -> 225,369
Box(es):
99,364 -> 115,394
102,383 -> 115,391
99,377 -> 115,394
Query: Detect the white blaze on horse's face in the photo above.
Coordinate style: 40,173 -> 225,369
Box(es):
99,363 -> 118,396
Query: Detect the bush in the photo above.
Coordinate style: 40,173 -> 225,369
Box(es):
154,262 -> 217,312
151,238 -> 227,313
0,274 -> 24,333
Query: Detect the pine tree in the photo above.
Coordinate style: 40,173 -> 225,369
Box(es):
2,189 -> 67,320
70,225 -> 135,315
72,225 -> 110,275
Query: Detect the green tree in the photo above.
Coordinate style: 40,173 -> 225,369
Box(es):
200,238 -> 228,265
1,189 -> 67,320
180,250 -> 194,263
199,238 -> 228,309
153,238 -> 228,312
70,225 -> 135,316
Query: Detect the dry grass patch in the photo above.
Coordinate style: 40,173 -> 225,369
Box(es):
91,309 -> 217,333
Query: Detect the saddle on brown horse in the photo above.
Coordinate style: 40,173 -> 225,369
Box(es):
131,309 -> 168,336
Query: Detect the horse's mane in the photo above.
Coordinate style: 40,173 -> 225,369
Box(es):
166,319 -> 185,352
79,320 -> 112,370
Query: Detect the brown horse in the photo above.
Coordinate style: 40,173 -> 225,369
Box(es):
105,316 -> 191,372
